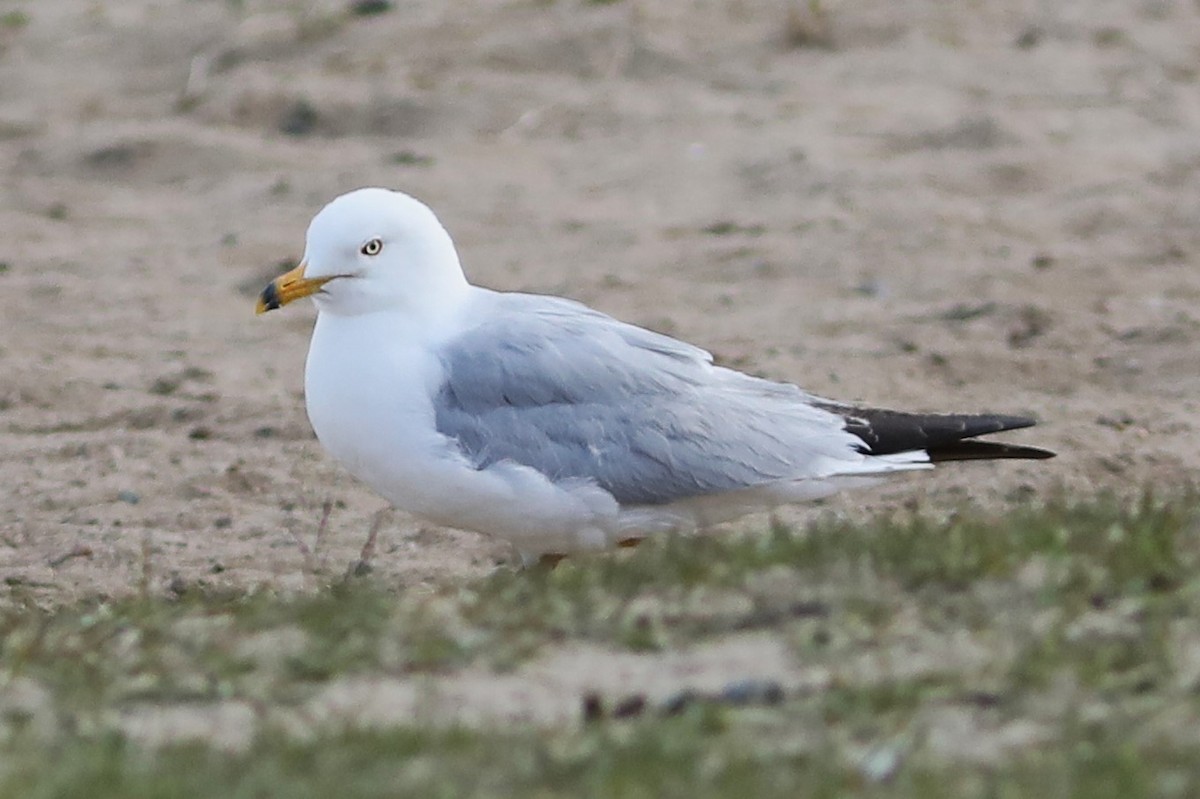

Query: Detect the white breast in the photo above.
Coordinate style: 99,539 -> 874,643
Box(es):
304,313 -> 449,505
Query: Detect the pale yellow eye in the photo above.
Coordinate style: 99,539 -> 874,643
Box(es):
361,238 -> 383,256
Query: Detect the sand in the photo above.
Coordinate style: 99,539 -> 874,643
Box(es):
1,0 -> 1198,603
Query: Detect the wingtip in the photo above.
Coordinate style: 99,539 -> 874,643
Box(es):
927,440 -> 1057,463
976,414 -> 1042,435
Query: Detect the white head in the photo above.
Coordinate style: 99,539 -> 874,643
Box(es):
256,188 -> 470,318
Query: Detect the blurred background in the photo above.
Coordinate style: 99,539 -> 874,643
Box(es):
1,0 -> 1198,597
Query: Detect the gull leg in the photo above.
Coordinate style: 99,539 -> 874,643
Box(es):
346,507 -> 388,578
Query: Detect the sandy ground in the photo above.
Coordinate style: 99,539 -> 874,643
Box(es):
1,0 -> 1198,604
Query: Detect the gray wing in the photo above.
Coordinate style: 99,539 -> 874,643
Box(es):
433,293 -> 855,506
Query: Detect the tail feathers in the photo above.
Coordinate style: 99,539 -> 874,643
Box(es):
814,403 -> 1056,463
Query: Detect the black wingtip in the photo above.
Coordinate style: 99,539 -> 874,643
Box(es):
927,440 -> 1057,463
814,403 -> 1055,463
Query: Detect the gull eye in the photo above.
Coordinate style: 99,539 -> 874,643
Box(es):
360,238 -> 383,256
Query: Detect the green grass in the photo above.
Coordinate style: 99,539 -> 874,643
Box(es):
0,10 -> 30,30
1,492 -> 1199,797
3,705 -> 1200,798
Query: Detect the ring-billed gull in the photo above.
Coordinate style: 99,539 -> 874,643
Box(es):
257,188 -> 1054,563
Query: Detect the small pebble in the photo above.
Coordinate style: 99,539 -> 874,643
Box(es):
1014,25 -> 1042,50
963,689 -> 1003,708
860,743 -> 903,783
581,693 -> 604,722
350,0 -> 393,15
661,690 -> 699,716
790,600 -> 830,618
853,279 -> 886,298
85,143 -> 142,169
612,694 -> 647,718
279,100 -> 319,137
150,376 -> 180,395
937,301 -> 997,322
719,678 -> 784,705
389,150 -> 434,167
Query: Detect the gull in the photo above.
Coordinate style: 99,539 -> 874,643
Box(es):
257,188 -> 1054,564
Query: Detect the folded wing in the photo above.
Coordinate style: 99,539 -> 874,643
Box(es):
432,293 -> 1053,509
433,294 -> 873,506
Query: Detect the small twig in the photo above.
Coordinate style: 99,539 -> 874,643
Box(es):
139,531 -> 153,598
602,0 -> 639,80
313,499 -> 334,557
783,0 -> 834,50
287,524 -> 314,570
178,51 -> 212,110
498,106 -> 549,140
48,544 -> 94,569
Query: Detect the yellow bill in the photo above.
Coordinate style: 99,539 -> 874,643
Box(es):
255,262 -> 334,314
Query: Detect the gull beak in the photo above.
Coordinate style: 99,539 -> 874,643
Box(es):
255,261 -> 334,314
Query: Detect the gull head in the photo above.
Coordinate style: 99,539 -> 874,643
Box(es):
256,187 -> 468,318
